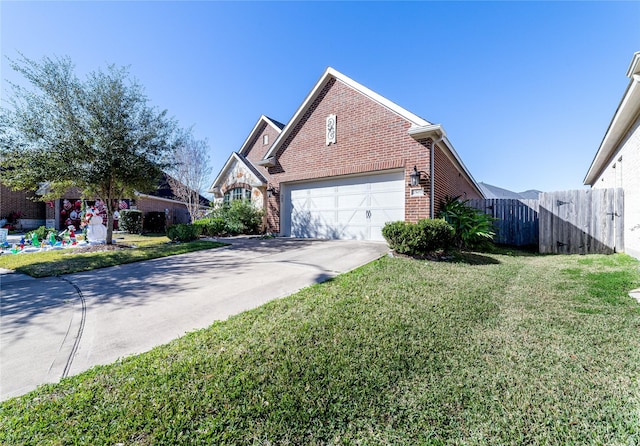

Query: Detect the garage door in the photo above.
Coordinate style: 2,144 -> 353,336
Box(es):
283,171 -> 405,241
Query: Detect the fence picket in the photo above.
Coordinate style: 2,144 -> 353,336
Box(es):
468,188 -> 623,254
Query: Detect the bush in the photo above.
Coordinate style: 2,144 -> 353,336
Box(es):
119,210 -> 143,234
166,224 -> 201,242
193,218 -> 227,237
438,196 -> 496,250
204,200 -> 264,236
382,219 -> 454,256
223,200 -> 263,235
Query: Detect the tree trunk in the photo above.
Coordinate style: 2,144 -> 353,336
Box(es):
105,199 -> 114,244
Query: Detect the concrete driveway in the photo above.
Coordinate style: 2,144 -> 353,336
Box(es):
0,237 -> 388,401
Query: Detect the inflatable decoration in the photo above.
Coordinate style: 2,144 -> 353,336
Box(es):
86,212 -> 107,243
69,227 -> 77,245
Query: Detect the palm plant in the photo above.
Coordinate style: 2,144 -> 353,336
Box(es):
438,196 -> 496,250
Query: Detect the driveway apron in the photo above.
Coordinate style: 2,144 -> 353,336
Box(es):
0,238 -> 388,400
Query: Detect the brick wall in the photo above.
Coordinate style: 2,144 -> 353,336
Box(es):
263,77 -> 476,233
243,122 -> 281,171
433,144 -> 483,214
0,182 -> 46,229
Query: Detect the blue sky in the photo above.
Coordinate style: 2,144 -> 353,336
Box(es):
2,1 -> 639,195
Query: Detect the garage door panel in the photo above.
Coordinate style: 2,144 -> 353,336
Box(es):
285,171 -> 404,241
337,210 -> 367,225
337,194 -> 367,209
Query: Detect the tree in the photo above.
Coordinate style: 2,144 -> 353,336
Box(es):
166,131 -> 211,223
0,54 -> 182,244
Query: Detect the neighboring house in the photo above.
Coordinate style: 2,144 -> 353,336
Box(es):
584,51 -> 640,259
0,182 -> 46,229
478,182 -> 542,200
1,173 -> 208,231
210,67 -> 483,241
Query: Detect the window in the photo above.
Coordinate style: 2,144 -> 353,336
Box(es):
224,187 -> 251,204
263,134 -> 269,145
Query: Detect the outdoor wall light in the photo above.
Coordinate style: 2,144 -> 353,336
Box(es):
267,185 -> 279,198
409,166 -> 427,187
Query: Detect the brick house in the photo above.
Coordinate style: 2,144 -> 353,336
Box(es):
209,67 -> 483,241
1,173 -> 204,231
584,51 -> 640,259
0,183 -> 47,230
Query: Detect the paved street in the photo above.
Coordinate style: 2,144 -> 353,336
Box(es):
0,238 -> 388,401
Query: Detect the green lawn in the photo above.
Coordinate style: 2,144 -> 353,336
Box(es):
1,250 -> 639,444
0,234 -> 227,277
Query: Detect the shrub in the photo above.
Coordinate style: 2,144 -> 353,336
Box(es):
223,200 -> 263,235
438,196 -> 496,250
205,200 -> 264,236
382,219 -> 454,256
119,210 -> 143,234
416,218 -> 455,252
193,218 -> 227,237
166,224 -> 201,242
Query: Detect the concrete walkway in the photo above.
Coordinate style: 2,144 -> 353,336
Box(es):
0,237 -> 389,401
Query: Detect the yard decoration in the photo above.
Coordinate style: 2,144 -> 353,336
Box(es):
31,233 -> 40,247
85,209 -> 107,244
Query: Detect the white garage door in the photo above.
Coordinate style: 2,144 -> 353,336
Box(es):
283,171 -> 405,241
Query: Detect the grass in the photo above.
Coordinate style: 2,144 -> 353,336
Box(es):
0,233 -> 227,277
1,251 -> 640,444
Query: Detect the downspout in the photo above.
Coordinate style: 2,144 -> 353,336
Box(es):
430,140 -> 435,219
429,135 -> 444,219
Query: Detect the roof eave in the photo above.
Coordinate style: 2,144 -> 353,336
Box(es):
208,153 -> 238,194
409,124 -> 484,198
256,157 -> 276,167
207,153 -> 267,196
408,124 -> 446,141
584,53 -> 640,185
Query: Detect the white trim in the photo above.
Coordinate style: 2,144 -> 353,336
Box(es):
408,124 -> 446,140
263,67 -> 431,160
135,193 -> 189,206
409,124 -> 484,198
256,157 -> 276,167
208,152 -> 266,194
585,51 -> 640,185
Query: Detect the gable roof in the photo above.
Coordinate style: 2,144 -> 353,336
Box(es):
208,152 -> 267,195
584,51 -> 640,185
238,115 -> 285,156
149,172 -> 211,207
262,67 -> 432,161
258,67 -> 483,198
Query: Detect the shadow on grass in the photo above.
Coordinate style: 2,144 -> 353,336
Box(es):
449,252 -> 501,265
449,245 -> 544,265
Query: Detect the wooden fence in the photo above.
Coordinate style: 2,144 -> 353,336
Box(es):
538,188 -> 624,254
467,198 -> 539,247
468,188 -> 624,254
